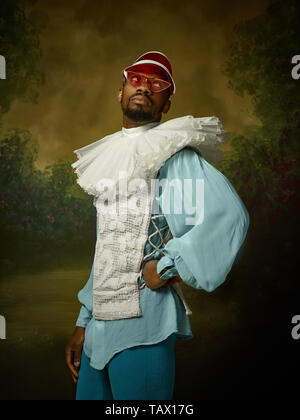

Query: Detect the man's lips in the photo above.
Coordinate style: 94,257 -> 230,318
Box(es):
131,96 -> 151,105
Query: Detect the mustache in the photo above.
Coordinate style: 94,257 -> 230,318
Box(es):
130,94 -> 152,105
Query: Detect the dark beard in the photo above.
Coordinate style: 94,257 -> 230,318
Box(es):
123,105 -> 155,123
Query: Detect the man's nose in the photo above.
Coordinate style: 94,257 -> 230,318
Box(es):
137,80 -> 151,94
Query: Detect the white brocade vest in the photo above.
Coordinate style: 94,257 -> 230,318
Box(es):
71,115 -> 228,320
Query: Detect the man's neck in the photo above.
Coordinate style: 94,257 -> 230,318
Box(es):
122,116 -> 160,129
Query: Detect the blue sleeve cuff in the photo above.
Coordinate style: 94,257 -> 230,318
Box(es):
76,305 -> 92,328
157,255 -> 179,280
174,255 -> 202,287
157,252 -> 203,288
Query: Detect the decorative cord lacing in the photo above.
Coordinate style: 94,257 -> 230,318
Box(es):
137,215 -> 193,316
138,214 -> 171,290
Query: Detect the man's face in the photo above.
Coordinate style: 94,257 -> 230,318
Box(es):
117,71 -> 171,124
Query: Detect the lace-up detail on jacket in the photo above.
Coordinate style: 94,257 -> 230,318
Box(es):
138,214 -> 173,290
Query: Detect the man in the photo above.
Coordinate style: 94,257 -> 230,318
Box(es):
116,52 -> 180,291
65,51 -> 250,400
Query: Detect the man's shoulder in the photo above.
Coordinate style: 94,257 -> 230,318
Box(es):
165,146 -> 202,166
158,146 -> 203,178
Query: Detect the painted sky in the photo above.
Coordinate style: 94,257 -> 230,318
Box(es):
2,0 -> 274,169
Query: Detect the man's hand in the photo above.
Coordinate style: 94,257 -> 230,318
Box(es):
142,259 -> 182,290
65,326 -> 85,384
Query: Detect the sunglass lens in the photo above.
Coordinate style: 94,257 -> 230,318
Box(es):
127,72 -> 142,86
151,80 -> 170,92
126,71 -> 170,92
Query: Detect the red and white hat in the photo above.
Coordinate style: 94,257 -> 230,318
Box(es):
122,51 -> 176,96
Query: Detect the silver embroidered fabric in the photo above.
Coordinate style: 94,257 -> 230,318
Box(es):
93,178 -> 156,320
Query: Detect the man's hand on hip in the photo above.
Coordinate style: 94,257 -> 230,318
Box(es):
142,259 -> 182,290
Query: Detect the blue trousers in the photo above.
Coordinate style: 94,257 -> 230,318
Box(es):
76,333 -> 176,400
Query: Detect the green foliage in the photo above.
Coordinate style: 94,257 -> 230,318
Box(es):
222,0 -> 300,139
44,160 -> 76,202
0,128 -> 95,272
0,0 -> 47,116
218,0 -> 300,240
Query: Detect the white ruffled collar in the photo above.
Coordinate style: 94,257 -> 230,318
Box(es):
71,115 -> 228,199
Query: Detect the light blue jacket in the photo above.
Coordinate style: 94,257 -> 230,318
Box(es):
76,147 -> 250,370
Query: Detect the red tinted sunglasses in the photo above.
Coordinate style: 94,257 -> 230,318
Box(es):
124,70 -> 171,93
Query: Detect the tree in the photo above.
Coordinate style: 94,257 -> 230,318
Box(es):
0,127 -> 95,272
0,0 -> 47,120
222,0 -> 300,140
214,0 -> 300,320
218,0 -> 300,238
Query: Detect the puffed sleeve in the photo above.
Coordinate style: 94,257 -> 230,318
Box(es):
156,147 -> 250,292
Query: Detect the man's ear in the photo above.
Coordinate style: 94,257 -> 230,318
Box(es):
117,88 -> 123,103
162,99 -> 171,114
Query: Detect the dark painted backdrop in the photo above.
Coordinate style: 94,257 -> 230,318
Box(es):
0,0 -> 299,400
